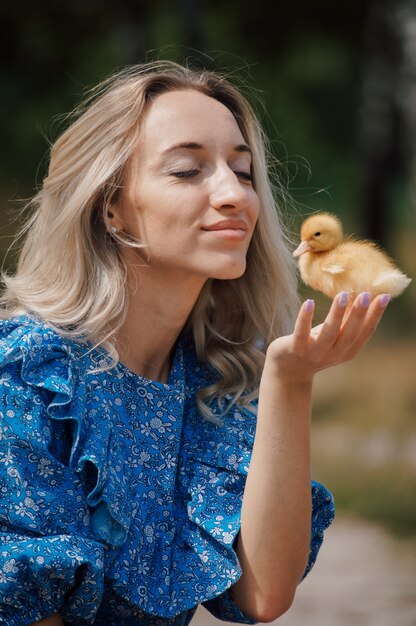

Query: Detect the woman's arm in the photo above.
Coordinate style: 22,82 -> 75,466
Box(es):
231,292 -> 389,622
32,614 -> 64,626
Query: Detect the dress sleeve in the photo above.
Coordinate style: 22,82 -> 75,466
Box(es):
201,480 -> 334,623
0,320 -> 105,625
301,480 -> 335,580
0,533 -> 104,625
202,587 -> 258,624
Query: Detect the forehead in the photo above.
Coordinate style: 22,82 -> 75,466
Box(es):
140,89 -> 246,152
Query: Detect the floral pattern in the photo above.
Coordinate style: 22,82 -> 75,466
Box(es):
0,316 -> 335,626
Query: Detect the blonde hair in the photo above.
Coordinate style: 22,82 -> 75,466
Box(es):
1,61 -> 299,419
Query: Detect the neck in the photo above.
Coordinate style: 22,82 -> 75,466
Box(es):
114,265 -> 207,383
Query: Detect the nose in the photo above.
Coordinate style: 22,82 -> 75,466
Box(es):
209,164 -> 250,211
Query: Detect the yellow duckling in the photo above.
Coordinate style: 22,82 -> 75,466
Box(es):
293,212 -> 411,299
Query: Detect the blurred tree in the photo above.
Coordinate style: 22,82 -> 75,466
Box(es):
1,2 -> 129,192
178,0 -> 206,52
358,1 -> 401,245
396,1 -> 416,218
358,0 -> 416,245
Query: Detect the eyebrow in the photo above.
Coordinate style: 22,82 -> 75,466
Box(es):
161,142 -> 252,155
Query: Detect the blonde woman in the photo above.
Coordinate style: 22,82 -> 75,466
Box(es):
0,62 -> 389,626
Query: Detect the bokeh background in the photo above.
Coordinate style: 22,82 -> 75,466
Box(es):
1,0 -> 415,623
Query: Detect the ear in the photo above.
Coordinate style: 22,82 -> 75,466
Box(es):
105,205 -> 124,234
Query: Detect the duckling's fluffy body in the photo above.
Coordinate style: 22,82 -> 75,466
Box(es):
293,213 -> 411,298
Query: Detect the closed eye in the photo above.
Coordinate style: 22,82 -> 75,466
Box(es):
235,171 -> 253,182
171,169 -> 199,179
171,169 -> 253,182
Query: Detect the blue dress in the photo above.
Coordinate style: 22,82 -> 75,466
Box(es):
0,316 -> 335,626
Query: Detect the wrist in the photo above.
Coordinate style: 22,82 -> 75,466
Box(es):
263,348 -> 314,391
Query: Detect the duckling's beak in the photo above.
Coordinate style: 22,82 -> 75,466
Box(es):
293,240 -> 311,257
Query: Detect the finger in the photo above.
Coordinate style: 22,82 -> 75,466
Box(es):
313,291 -> 350,348
342,293 -> 390,358
334,291 -> 372,346
293,299 -> 315,349
310,322 -> 324,336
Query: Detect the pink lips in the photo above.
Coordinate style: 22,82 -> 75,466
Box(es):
201,219 -> 248,242
202,219 -> 248,231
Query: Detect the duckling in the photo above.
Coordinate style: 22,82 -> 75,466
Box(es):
293,212 -> 411,299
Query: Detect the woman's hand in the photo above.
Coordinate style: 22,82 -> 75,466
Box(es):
266,291 -> 390,386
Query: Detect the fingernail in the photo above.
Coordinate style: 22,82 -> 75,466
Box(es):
305,299 -> 315,313
379,293 -> 391,308
338,291 -> 349,308
359,292 -> 371,307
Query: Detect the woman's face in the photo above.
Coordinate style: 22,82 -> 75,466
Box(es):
113,89 -> 260,283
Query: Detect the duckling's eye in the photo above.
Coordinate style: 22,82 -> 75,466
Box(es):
314,232 -> 321,237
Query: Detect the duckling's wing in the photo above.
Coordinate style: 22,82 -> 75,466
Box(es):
322,263 -> 346,274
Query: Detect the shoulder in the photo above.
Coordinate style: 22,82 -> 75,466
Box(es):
0,312 -> 92,421
0,313 -> 86,360
0,315 -> 92,452
0,314 -> 91,386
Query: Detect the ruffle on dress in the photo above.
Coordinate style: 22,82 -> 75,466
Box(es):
0,316 -> 132,549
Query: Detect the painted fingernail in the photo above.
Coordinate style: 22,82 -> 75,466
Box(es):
379,293 -> 391,308
338,292 -> 349,308
359,292 -> 371,307
305,299 -> 315,313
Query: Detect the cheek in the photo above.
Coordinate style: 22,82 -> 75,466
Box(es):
250,192 -> 261,225
137,196 -> 197,242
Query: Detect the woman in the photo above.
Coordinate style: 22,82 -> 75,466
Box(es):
0,61 -> 389,626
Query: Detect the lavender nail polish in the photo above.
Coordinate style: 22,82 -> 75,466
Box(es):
305,299 -> 315,313
360,292 -> 371,307
380,294 -> 391,308
338,292 -> 349,308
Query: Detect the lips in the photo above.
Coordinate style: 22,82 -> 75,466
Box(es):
202,219 -> 248,231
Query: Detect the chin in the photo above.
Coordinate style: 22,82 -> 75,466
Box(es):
209,260 -> 247,280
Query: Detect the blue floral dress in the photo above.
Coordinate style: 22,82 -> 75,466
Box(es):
0,316 -> 335,626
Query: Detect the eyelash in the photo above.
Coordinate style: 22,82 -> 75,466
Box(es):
172,169 -> 199,178
171,169 -> 253,181
237,171 -> 253,181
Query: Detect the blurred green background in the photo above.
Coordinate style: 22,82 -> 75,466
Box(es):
1,0 -> 415,538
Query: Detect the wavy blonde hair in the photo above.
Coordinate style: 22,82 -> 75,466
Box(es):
1,61 -> 299,420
